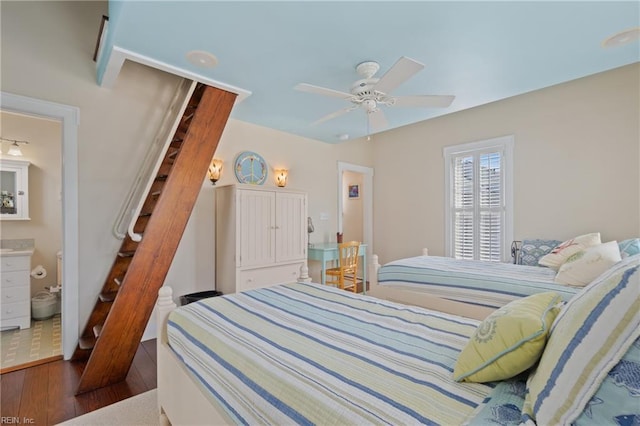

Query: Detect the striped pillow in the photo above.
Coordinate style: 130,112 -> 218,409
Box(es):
522,254 -> 640,425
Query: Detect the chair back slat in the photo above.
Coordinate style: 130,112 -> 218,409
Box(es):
325,241 -> 361,292
339,241 -> 360,273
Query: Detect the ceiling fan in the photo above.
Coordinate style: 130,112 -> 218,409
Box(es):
295,56 -> 455,134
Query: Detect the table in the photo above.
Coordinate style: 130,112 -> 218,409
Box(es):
307,243 -> 367,293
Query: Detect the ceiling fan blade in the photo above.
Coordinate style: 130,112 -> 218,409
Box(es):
368,109 -> 389,132
295,83 -> 353,100
311,105 -> 358,126
392,95 -> 455,108
373,56 -> 424,94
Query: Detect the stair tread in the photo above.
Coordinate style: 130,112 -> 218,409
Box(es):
117,251 -> 135,258
99,291 -> 118,302
93,324 -> 103,338
78,335 -> 96,351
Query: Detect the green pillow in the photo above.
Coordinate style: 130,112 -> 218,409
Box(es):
453,292 -> 561,383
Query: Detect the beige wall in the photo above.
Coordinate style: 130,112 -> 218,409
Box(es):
371,63 -> 640,264
1,112 -> 62,296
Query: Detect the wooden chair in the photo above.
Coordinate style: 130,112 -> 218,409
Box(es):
325,241 -> 360,293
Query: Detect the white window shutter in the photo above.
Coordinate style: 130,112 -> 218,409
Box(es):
444,136 -> 513,262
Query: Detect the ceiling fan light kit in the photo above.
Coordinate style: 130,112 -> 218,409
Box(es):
295,56 -> 455,136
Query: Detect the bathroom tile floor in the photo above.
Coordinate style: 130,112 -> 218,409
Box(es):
1,314 -> 62,373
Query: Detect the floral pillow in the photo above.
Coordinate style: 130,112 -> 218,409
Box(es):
538,232 -> 601,271
554,241 -> 622,287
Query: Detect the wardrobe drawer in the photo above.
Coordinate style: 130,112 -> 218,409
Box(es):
1,271 -> 30,289
1,285 -> 30,303
238,263 -> 303,292
1,255 -> 31,272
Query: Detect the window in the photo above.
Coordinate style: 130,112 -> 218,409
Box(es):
444,136 -> 513,262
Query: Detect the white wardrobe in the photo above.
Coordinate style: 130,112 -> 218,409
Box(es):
215,184 -> 308,294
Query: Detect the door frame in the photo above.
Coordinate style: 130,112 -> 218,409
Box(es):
1,92 -> 79,360
337,161 -> 374,256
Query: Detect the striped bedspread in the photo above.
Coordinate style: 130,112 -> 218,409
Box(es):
378,256 -> 578,309
167,282 -> 495,425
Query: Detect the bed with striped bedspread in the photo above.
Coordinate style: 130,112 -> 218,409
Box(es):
167,282 -> 496,425
377,255 -> 578,309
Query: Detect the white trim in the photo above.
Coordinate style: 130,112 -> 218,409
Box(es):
100,46 -> 252,104
443,135 -> 514,262
1,92 -> 80,360
337,162 -> 374,256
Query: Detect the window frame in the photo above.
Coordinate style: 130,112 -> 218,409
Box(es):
443,135 -> 514,262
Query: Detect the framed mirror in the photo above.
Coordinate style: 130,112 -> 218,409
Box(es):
0,159 -> 30,220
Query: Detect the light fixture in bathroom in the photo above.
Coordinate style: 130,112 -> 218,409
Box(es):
1,138 -> 29,156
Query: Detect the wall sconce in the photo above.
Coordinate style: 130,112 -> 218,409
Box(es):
275,169 -> 288,187
208,158 -> 223,185
1,138 -> 29,157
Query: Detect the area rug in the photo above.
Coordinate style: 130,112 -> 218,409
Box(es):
1,314 -> 62,371
57,389 -> 159,425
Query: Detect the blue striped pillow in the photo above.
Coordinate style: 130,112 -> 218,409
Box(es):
522,254 -> 640,425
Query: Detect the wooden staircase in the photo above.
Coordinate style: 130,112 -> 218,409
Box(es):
73,82 -> 237,394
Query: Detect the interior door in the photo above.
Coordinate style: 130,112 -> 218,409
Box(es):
275,192 -> 306,263
238,189 -> 275,267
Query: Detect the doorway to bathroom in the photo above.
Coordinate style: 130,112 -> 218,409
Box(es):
0,111 -> 63,372
0,92 -> 80,371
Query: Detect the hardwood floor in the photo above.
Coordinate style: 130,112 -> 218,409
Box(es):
0,339 -> 157,426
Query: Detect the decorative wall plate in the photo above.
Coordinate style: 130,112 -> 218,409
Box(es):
234,151 -> 268,185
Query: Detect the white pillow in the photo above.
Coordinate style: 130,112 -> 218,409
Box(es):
538,232 -> 601,270
554,241 -> 622,287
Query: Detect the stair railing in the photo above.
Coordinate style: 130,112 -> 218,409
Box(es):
112,79 -> 197,241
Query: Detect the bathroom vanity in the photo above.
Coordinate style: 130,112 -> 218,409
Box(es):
1,248 -> 34,329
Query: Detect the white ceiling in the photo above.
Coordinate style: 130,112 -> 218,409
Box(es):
98,1 -> 640,143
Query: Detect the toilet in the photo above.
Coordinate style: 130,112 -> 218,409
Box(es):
31,251 -> 62,320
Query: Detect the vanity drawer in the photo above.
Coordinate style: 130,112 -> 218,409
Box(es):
1,255 -> 31,272
1,300 -> 30,320
1,270 -> 30,288
1,285 -> 30,303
